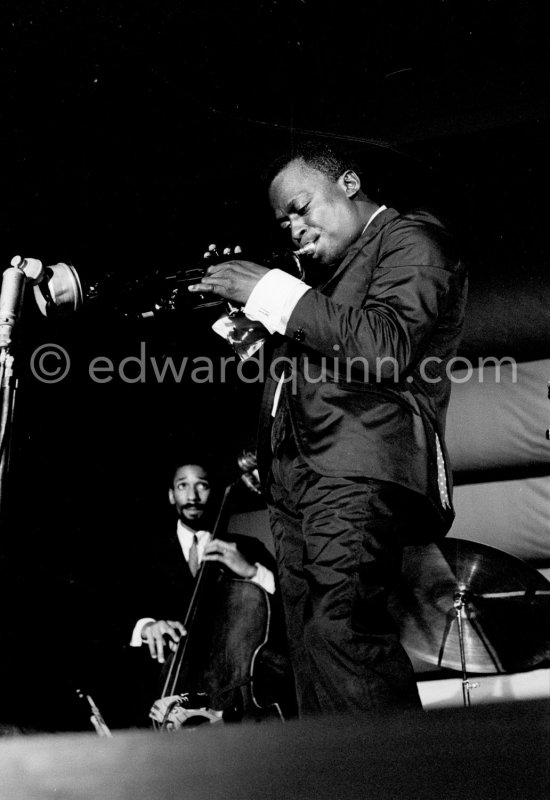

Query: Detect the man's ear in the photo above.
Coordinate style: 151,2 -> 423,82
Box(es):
339,169 -> 361,198
168,489 -> 175,506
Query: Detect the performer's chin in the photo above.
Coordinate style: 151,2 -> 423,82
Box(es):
183,507 -> 205,522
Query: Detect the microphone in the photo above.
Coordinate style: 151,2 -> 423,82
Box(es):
0,256 -> 82,347
32,261 -> 83,317
237,451 -> 262,495
0,263 -> 27,348
240,472 -> 262,496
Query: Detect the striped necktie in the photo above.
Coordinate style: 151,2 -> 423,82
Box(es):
435,434 -> 451,510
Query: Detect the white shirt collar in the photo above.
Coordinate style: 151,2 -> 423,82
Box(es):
176,519 -> 211,561
361,204 -> 387,235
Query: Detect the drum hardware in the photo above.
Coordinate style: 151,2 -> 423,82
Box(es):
76,689 -> 112,737
389,537 -> 550,708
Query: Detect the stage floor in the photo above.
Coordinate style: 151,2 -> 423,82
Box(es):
0,699 -> 548,800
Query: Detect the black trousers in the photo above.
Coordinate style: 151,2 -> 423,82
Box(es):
267,444 -> 424,717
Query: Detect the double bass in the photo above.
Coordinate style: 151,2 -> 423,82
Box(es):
149,455 -> 294,730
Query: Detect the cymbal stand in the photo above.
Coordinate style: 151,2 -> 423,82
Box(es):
453,590 -> 479,708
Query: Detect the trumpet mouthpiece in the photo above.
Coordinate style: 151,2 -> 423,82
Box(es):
294,242 -> 315,257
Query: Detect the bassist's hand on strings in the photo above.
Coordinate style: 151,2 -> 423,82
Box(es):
202,539 -> 258,580
141,619 -> 186,664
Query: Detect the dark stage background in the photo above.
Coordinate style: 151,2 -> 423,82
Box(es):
0,1 -> 548,732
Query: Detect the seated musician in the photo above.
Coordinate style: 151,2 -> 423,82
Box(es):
129,454 -> 294,724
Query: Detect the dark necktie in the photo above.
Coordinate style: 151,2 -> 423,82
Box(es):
188,534 -> 199,578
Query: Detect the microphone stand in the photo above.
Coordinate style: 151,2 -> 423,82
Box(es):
0,257 -> 44,524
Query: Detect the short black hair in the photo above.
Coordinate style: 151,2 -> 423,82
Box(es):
165,451 -> 220,489
262,139 -> 363,189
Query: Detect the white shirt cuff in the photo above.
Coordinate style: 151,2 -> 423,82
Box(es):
249,563 -> 275,595
244,269 -> 310,335
130,617 -> 155,647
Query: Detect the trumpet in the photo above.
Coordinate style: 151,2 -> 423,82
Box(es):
84,245 -> 314,320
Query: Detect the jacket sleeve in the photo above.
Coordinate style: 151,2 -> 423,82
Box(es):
285,221 -> 463,379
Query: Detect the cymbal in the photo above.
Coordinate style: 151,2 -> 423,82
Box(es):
389,537 -> 550,673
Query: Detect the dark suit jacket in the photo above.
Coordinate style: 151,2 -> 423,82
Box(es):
258,207 -> 468,534
135,527 -> 278,625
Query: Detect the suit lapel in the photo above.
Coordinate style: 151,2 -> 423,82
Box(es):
319,207 -> 399,294
164,531 -> 194,584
